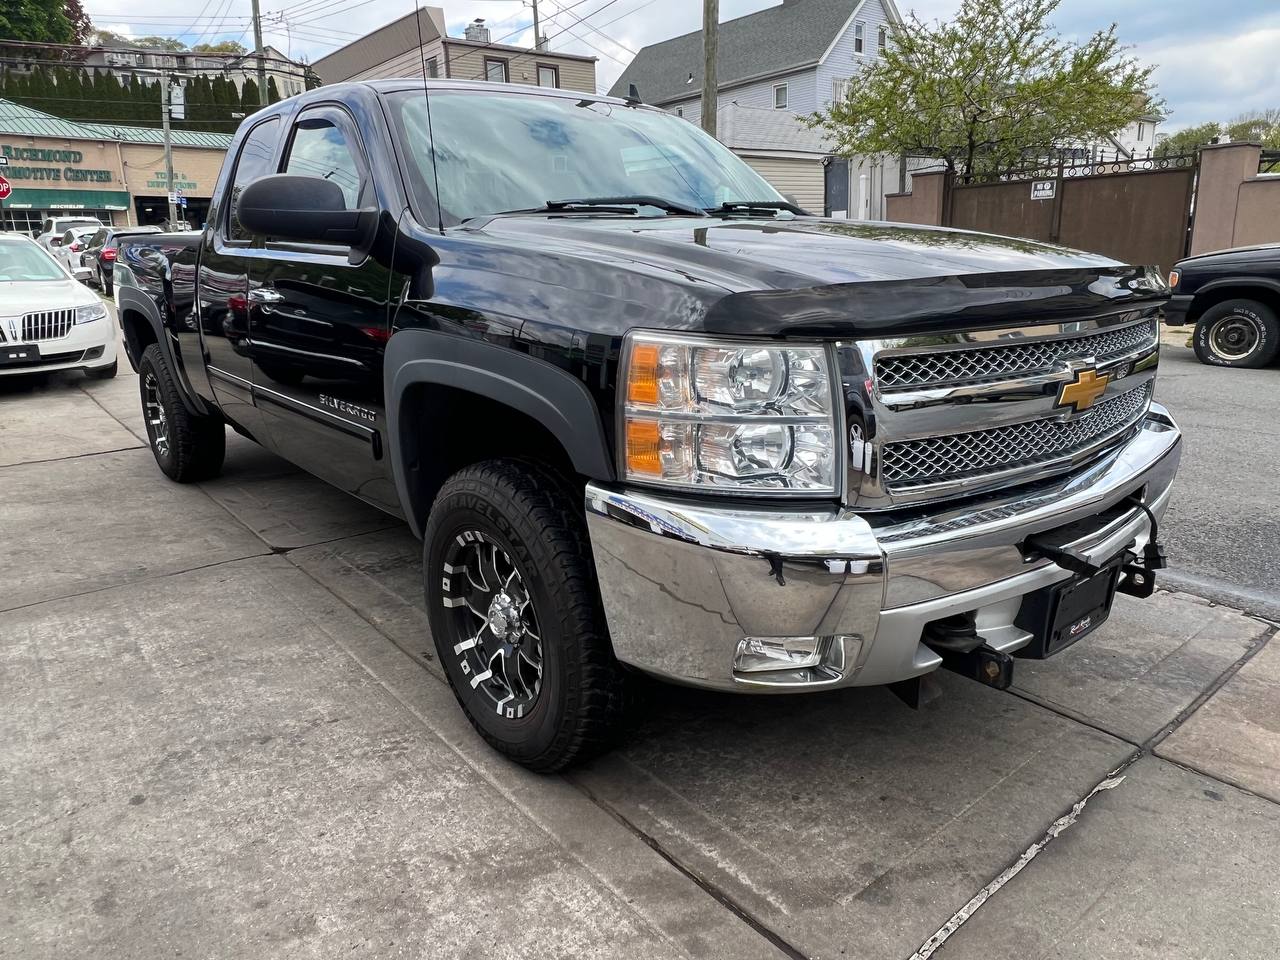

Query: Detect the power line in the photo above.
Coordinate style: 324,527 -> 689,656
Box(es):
541,0 -> 627,45
542,0 -> 637,56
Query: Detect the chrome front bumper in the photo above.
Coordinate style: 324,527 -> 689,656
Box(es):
585,404 -> 1182,692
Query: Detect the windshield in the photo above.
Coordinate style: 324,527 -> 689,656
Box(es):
390,90 -> 785,225
55,219 -> 101,232
0,239 -> 66,282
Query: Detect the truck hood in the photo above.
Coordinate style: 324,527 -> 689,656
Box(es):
471,216 -> 1164,337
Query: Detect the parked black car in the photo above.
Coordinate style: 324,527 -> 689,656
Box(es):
81,226 -> 162,296
114,80 -> 1180,772
1166,242 -> 1280,367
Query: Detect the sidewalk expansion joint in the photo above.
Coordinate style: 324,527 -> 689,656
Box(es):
567,778 -> 810,960
908,751 -> 1142,960
914,623 -> 1278,959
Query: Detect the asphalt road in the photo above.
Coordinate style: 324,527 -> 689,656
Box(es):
1155,338 -> 1280,621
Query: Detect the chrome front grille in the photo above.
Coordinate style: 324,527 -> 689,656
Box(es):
21,308 -> 76,342
881,382 -> 1154,490
875,319 -> 1156,390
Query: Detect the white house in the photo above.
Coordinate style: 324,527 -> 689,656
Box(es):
609,0 -> 904,219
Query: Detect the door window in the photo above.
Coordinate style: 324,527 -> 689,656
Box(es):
227,118 -> 281,242
282,115 -> 364,211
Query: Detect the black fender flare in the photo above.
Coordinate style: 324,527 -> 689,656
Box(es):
115,284 -> 211,416
1191,276 -> 1280,315
384,328 -> 615,537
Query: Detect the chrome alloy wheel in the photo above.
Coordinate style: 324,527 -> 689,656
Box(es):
1208,313 -> 1261,361
440,530 -> 544,719
143,371 -> 170,459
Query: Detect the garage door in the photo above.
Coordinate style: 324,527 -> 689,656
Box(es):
741,156 -> 825,214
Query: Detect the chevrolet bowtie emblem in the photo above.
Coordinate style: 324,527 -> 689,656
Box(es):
1056,368 -> 1109,413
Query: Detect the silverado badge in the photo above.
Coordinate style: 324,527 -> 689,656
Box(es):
1056,368 -> 1109,413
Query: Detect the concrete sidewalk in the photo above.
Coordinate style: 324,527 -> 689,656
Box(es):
2,320 -> 1278,960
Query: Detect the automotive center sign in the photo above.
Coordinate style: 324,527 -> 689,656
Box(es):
0,145 -> 115,184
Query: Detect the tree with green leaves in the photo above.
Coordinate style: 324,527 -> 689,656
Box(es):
1155,109 -> 1280,156
810,0 -> 1159,179
267,76 -> 281,104
241,77 -> 261,112
0,1 -> 76,44
63,0 -> 91,43
1153,122 -> 1222,157
192,40 -> 247,54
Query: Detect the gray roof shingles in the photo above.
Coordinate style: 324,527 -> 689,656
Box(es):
608,0 -> 862,105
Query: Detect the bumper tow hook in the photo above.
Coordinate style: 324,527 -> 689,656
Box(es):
938,644 -> 1015,691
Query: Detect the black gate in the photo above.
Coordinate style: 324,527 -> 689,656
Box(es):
946,154 -> 1199,272
824,158 -> 849,218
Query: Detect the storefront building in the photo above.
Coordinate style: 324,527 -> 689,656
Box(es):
0,98 -> 230,234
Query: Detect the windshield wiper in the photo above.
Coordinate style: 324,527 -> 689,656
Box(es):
462,196 -> 709,225
706,200 -> 808,217
546,196 -> 709,217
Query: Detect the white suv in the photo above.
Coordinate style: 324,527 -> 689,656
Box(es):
0,234 -> 117,379
34,215 -> 104,251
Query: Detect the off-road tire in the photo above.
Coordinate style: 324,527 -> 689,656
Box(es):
85,360 -> 118,380
1193,299 -> 1279,368
423,459 -> 629,772
138,343 -> 225,482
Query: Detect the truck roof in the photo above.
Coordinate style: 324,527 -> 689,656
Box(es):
298,78 -> 645,111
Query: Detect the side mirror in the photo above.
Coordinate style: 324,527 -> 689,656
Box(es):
237,174 -> 376,246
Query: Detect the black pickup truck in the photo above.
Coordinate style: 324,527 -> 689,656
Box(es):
1165,242 -> 1280,368
116,80 -> 1181,771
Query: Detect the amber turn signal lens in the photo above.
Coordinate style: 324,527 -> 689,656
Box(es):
625,419 -> 662,476
627,343 -> 661,406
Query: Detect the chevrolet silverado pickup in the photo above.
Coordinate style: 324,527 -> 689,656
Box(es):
115,80 -> 1181,771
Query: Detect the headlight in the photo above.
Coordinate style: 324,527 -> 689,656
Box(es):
621,332 -> 838,494
76,302 -> 108,324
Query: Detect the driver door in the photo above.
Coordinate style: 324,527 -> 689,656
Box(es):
247,105 -> 397,511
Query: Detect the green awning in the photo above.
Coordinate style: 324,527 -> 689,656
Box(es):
2,187 -> 132,211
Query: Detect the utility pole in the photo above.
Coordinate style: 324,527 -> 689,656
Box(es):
700,0 -> 717,137
531,0 -> 542,50
162,76 -> 178,227
251,0 -> 269,106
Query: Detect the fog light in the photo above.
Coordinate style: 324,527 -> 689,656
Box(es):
83,346 -> 104,360
734,636 -> 824,673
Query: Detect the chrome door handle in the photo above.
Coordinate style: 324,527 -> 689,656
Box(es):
248,288 -> 285,304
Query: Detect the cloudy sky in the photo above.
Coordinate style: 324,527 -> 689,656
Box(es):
83,0 -> 1280,131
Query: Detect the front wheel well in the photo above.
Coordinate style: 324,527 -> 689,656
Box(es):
1188,284 -> 1280,325
400,383 -> 586,531
119,306 -> 158,372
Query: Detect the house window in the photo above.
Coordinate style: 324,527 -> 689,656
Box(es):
676,107 -> 684,117
537,64 -> 559,88
878,26 -> 887,53
485,58 -> 509,83
832,78 -> 850,103
1136,122 -> 1146,142
854,21 -> 865,54
426,57 -> 439,78
773,82 -> 788,109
